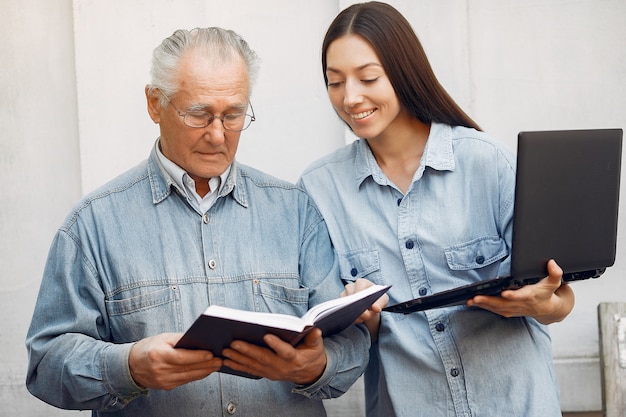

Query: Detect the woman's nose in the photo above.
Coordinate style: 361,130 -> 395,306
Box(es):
343,79 -> 364,107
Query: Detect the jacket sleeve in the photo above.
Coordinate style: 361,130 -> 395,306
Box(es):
25,230 -> 148,410
290,197 -> 370,399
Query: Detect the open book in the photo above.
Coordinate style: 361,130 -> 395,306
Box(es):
175,284 -> 390,378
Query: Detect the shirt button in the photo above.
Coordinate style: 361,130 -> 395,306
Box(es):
476,255 -> 485,264
397,198 -> 402,206
350,267 -> 358,277
208,259 -> 217,269
418,287 -> 428,296
405,240 -> 414,249
435,322 -> 445,332
202,213 -> 209,224
450,368 -> 460,377
226,401 -> 236,414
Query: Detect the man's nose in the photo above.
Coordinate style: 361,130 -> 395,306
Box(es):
202,117 -> 227,143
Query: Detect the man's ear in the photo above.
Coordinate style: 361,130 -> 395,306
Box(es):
146,86 -> 161,124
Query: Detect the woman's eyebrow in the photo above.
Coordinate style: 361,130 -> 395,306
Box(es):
326,62 -> 383,74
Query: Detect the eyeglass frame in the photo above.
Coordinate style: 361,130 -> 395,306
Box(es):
159,90 -> 256,131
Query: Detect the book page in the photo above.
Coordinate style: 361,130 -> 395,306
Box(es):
301,284 -> 389,324
203,305 -> 307,332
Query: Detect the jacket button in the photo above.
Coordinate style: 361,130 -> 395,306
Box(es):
419,287 -> 428,296
350,267 -> 358,277
208,259 -> 217,269
476,255 -> 485,264
202,213 -> 209,224
405,240 -> 414,249
226,401 -> 236,414
435,322 -> 445,332
450,368 -> 460,377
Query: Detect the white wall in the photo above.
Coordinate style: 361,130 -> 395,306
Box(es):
1,0 -> 624,415
73,0 -> 345,194
1,1 -> 82,415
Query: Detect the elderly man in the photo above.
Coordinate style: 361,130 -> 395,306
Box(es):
26,27 -> 370,417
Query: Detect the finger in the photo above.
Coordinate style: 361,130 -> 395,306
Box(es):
301,328 -> 323,347
221,352 -> 264,379
468,294 -> 505,308
469,293 -> 523,310
467,295 -> 521,317
222,345 -> 257,365
546,259 -> 563,284
371,293 -> 389,311
263,334 -> 298,359
353,278 -> 374,292
226,339 -> 280,365
341,282 -> 356,297
499,285 -> 536,301
176,357 -> 224,382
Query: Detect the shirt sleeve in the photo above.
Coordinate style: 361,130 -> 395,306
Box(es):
25,230 -> 148,410
289,197 -> 371,399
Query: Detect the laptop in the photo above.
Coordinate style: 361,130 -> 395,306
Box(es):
384,128 -> 623,314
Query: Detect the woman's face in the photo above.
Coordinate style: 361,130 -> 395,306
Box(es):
325,34 -> 404,141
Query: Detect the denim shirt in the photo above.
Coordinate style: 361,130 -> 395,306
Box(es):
298,123 -> 561,417
26,143 -> 369,417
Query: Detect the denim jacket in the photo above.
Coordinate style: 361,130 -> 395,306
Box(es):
26,143 -> 369,417
298,123 -> 561,417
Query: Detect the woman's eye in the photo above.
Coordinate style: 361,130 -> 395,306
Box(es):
327,81 -> 343,88
362,77 -> 379,84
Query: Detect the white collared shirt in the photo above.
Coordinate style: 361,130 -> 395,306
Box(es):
155,139 -> 230,213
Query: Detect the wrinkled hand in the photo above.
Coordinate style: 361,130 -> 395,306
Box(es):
467,259 -> 575,324
128,333 -> 223,390
341,278 -> 388,341
222,328 -> 327,384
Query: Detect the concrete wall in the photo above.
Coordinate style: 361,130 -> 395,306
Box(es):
1,0 -> 624,415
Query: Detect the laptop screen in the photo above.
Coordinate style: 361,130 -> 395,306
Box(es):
512,128 -> 622,280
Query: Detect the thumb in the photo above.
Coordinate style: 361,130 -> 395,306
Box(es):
546,259 -> 563,284
303,328 -> 323,347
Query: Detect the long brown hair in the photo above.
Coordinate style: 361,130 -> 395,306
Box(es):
322,1 -> 481,131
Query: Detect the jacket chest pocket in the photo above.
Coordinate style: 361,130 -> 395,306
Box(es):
105,285 -> 182,342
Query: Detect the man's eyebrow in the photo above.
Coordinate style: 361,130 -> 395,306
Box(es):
326,62 -> 383,74
186,103 -> 210,112
186,102 -> 248,113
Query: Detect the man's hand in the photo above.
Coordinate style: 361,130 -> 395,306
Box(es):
467,259 -> 575,324
128,333 -> 223,390
341,278 -> 388,340
221,328 -> 327,384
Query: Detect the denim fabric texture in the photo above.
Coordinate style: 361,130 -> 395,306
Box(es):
298,123 -> 561,417
26,143 -> 369,417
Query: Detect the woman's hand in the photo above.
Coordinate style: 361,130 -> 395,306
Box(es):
467,259 -> 575,324
341,278 -> 389,340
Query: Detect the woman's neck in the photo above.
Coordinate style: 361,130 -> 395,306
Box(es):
367,118 -> 430,194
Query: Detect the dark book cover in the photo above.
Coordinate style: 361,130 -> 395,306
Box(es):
175,284 -> 390,378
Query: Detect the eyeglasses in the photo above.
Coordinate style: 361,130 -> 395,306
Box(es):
160,92 -> 255,131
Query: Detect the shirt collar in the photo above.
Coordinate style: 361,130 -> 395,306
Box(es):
353,122 -> 455,188
154,138 -> 230,200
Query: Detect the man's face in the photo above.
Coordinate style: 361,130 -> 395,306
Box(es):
147,49 -> 250,185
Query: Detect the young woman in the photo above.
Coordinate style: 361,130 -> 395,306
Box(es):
298,2 -> 574,416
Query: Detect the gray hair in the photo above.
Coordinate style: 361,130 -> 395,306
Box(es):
147,27 -> 261,106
